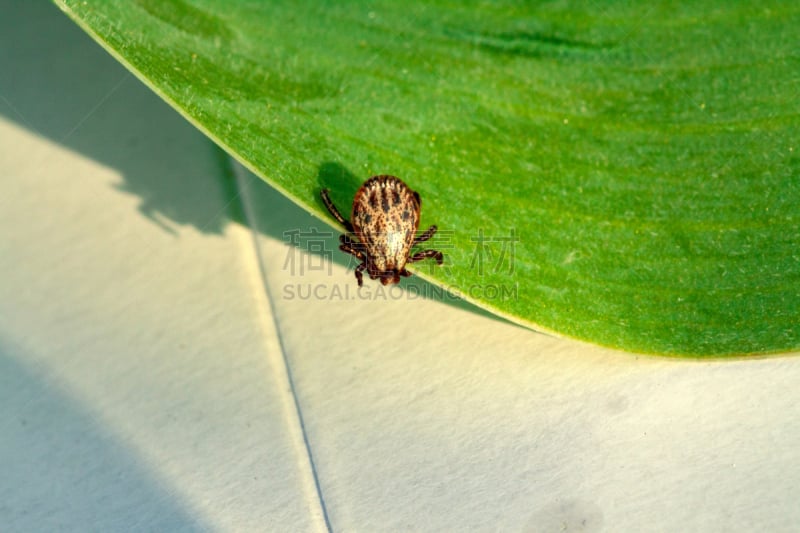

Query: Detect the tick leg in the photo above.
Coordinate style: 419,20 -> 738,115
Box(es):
339,234 -> 365,259
339,242 -> 365,261
408,249 -> 443,265
399,268 -> 412,277
355,262 -> 366,286
340,233 -> 362,248
320,189 -> 354,232
339,236 -> 369,285
413,225 -> 438,245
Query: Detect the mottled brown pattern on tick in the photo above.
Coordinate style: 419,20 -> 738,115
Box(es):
353,175 -> 419,275
320,175 -> 443,286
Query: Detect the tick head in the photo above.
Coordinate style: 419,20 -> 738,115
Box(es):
378,270 -> 402,286
369,262 -> 401,285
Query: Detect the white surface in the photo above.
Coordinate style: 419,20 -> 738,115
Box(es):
2,3 -> 800,532
0,4 -> 322,530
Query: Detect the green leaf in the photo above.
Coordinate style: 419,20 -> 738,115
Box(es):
54,0 -> 800,356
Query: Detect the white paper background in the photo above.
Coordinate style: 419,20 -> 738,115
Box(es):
1,3 -> 799,532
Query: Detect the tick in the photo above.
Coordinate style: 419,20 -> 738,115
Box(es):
320,175 -> 443,286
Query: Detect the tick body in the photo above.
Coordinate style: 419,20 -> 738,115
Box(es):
321,175 -> 443,286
